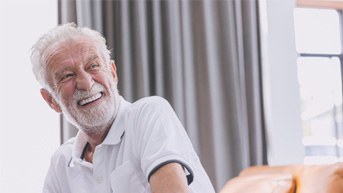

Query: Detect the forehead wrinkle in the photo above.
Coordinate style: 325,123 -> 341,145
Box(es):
81,43 -> 101,57
43,44 -> 70,86
45,38 -> 102,74
49,41 -> 93,65
77,37 -> 108,64
44,44 -> 67,68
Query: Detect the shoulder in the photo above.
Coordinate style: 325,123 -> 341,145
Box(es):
124,96 -> 177,139
133,96 -> 171,107
127,96 -> 177,126
130,96 -> 173,114
50,137 -> 75,164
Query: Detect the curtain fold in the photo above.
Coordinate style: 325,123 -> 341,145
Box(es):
58,0 -> 267,190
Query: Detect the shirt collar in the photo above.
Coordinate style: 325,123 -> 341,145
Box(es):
102,96 -> 131,145
71,96 -> 131,160
72,130 -> 88,161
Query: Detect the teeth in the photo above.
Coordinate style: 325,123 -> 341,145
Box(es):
78,93 -> 102,106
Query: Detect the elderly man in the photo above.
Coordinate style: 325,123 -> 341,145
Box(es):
31,23 -> 215,193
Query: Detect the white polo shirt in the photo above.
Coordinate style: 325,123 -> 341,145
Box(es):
43,96 -> 215,193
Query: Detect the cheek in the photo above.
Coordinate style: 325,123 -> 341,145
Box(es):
94,72 -> 113,87
56,84 -> 75,104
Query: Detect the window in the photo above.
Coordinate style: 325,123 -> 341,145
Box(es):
294,8 -> 343,164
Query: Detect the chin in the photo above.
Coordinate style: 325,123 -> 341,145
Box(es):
61,83 -> 119,132
64,98 -> 117,132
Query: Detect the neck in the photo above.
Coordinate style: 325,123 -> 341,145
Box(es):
80,100 -> 118,147
78,118 -> 114,163
82,118 -> 114,148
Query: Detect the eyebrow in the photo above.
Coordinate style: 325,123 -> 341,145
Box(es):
85,55 -> 99,63
53,67 -> 73,79
52,55 -> 100,80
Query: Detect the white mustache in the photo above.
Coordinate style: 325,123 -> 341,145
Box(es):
73,82 -> 105,101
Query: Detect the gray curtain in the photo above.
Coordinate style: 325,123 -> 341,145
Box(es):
58,0 -> 267,191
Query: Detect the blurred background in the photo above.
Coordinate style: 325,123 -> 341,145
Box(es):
1,0 -> 342,192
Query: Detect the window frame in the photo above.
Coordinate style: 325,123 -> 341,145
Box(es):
295,9 -> 343,163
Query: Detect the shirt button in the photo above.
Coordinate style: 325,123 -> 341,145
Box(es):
95,176 -> 104,184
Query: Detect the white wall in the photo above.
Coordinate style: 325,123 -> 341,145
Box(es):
0,1 -> 59,192
260,0 -> 305,165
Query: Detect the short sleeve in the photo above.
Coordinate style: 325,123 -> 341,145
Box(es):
43,155 -> 62,193
132,97 -> 197,184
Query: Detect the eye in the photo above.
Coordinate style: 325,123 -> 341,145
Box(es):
59,73 -> 75,82
86,62 -> 100,73
88,63 -> 100,71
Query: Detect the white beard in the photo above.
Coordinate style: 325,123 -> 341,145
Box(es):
54,81 -> 119,135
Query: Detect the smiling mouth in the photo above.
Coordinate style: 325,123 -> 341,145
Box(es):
78,92 -> 103,106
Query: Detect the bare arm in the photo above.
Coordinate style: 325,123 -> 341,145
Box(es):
150,163 -> 189,193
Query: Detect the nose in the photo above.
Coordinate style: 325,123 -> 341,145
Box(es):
76,71 -> 94,90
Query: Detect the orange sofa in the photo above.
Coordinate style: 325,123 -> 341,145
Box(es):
219,163 -> 343,193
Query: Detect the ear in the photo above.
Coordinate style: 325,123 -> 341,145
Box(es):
40,88 -> 62,113
110,60 -> 118,80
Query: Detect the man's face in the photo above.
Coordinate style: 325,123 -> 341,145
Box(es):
43,37 -> 119,133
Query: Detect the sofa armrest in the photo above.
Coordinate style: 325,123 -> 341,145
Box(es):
239,165 -> 298,177
296,163 -> 343,193
219,163 -> 343,193
219,173 -> 295,193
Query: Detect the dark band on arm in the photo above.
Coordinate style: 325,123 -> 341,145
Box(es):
147,160 -> 194,185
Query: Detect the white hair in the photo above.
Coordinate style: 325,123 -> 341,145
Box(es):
30,23 -> 111,90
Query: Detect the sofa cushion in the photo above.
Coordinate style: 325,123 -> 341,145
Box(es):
219,173 -> 295,193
